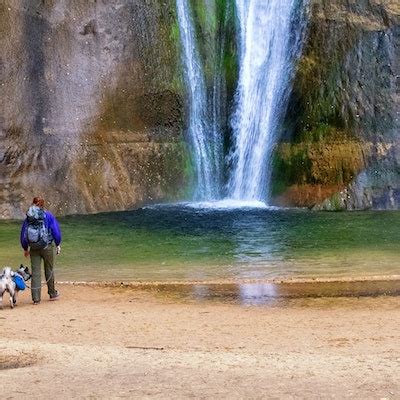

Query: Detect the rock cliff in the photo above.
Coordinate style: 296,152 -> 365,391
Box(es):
0,0 -> 187,218
272,0 -> 400,210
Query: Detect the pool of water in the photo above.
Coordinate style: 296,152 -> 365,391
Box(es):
1,203 -> 399,282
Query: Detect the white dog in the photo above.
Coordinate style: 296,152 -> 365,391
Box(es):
0,265 -> 31,309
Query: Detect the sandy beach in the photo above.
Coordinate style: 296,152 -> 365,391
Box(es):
1,283 -> 399,399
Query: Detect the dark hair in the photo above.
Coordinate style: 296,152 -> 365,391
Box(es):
32,197 -> 45,208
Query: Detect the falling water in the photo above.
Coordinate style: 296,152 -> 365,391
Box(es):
176,0 -> 223,200
228,0 -> 309,202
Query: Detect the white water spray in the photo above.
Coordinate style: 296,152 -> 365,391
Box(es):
228,0 -> 309,202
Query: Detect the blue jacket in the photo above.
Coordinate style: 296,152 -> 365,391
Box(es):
20,211 -> 62,250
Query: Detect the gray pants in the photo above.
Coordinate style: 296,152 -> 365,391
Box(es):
30,244 -> 57,302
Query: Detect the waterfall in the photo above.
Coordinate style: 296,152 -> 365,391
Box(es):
228,0 -> 309,202
176,0 -> 309,204
176,0 -> 223,200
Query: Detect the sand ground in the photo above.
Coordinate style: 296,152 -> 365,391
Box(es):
0,284 -> 399,399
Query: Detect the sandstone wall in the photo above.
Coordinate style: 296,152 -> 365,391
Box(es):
273,0 -> 400,210
0,0 -> 187,218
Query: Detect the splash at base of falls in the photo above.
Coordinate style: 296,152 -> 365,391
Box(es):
144,199 -> 278,211
180,199 -> 271,210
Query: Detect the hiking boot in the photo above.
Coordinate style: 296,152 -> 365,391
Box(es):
49,291 -> 60,301
33,301 -> 40,305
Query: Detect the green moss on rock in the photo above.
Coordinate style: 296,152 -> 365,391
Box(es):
276,0 -> 399,209
271,140 -> 370,205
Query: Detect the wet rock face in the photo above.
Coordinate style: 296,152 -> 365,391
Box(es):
0,0 -> 185,218
273,0 -> 400,209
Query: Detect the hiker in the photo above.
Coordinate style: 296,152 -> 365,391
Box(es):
20,197 -> 62,305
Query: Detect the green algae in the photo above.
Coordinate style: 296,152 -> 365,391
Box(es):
271,139 -> 368,200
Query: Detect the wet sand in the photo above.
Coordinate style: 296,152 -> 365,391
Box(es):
1,283 -> 399,399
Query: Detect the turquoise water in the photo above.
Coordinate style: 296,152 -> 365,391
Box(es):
0,204 -> 399,282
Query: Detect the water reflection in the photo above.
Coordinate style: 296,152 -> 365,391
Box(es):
239,283 -> 279,305
192,284 -> 210,299
230,211 -> 283,279
188,282 -> 282,305
184,280 -> 400,305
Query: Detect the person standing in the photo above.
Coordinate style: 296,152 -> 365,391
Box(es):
20,197 -> 62,304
